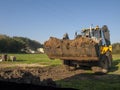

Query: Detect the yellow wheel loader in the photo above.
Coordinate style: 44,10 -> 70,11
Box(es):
44,25 -> 112,74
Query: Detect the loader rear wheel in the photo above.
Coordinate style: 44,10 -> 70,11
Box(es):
63,60 -> 75,71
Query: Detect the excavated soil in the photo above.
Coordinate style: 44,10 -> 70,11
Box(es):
0,65 -> 87,82
0,65 -> 86,90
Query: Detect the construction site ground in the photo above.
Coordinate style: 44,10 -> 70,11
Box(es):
0,62 -> 120,90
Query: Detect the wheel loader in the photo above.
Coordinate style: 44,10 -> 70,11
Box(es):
44,25 -> 112,74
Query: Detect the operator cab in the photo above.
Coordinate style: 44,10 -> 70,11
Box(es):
75,25 -> 111,46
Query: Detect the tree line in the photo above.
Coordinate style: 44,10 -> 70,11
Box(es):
0,34 -> 120,54
112,42 -> 120,54
0,34 -> 43,53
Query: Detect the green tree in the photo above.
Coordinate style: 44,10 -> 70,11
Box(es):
0,34 -> 43,53
112,43 -> 120,54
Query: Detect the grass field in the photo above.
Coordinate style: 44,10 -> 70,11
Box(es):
0,54 -> 62,67
0,53 -> 120,90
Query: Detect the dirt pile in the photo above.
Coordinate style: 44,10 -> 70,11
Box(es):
0,65 -> 85,82
44,37 -> 98,58
0,65 -> 80,90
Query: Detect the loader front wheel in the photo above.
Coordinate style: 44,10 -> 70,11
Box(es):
99,55 -> 109,73
106,51 -> 112,68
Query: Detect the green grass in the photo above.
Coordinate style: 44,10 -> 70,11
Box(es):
112,54 -> 120,60
0,53 -> 62,66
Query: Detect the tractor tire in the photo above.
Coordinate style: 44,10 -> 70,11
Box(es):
99,54 -> 110,74
106,51 -> 112,68
92,51 -> 112,74
63,60 -> 75,71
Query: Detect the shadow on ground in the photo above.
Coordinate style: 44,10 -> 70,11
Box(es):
56,59 -> 120,90
109,59 -> 120,72
0,80 -> 77,90
0,71 -> 77,90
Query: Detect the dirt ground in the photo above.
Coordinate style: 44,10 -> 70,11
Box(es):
0,65 -> 86,90
0,65 -> 86,82
0,64 -> 119,90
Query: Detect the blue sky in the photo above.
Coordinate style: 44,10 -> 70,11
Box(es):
0,0 -> 120,44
